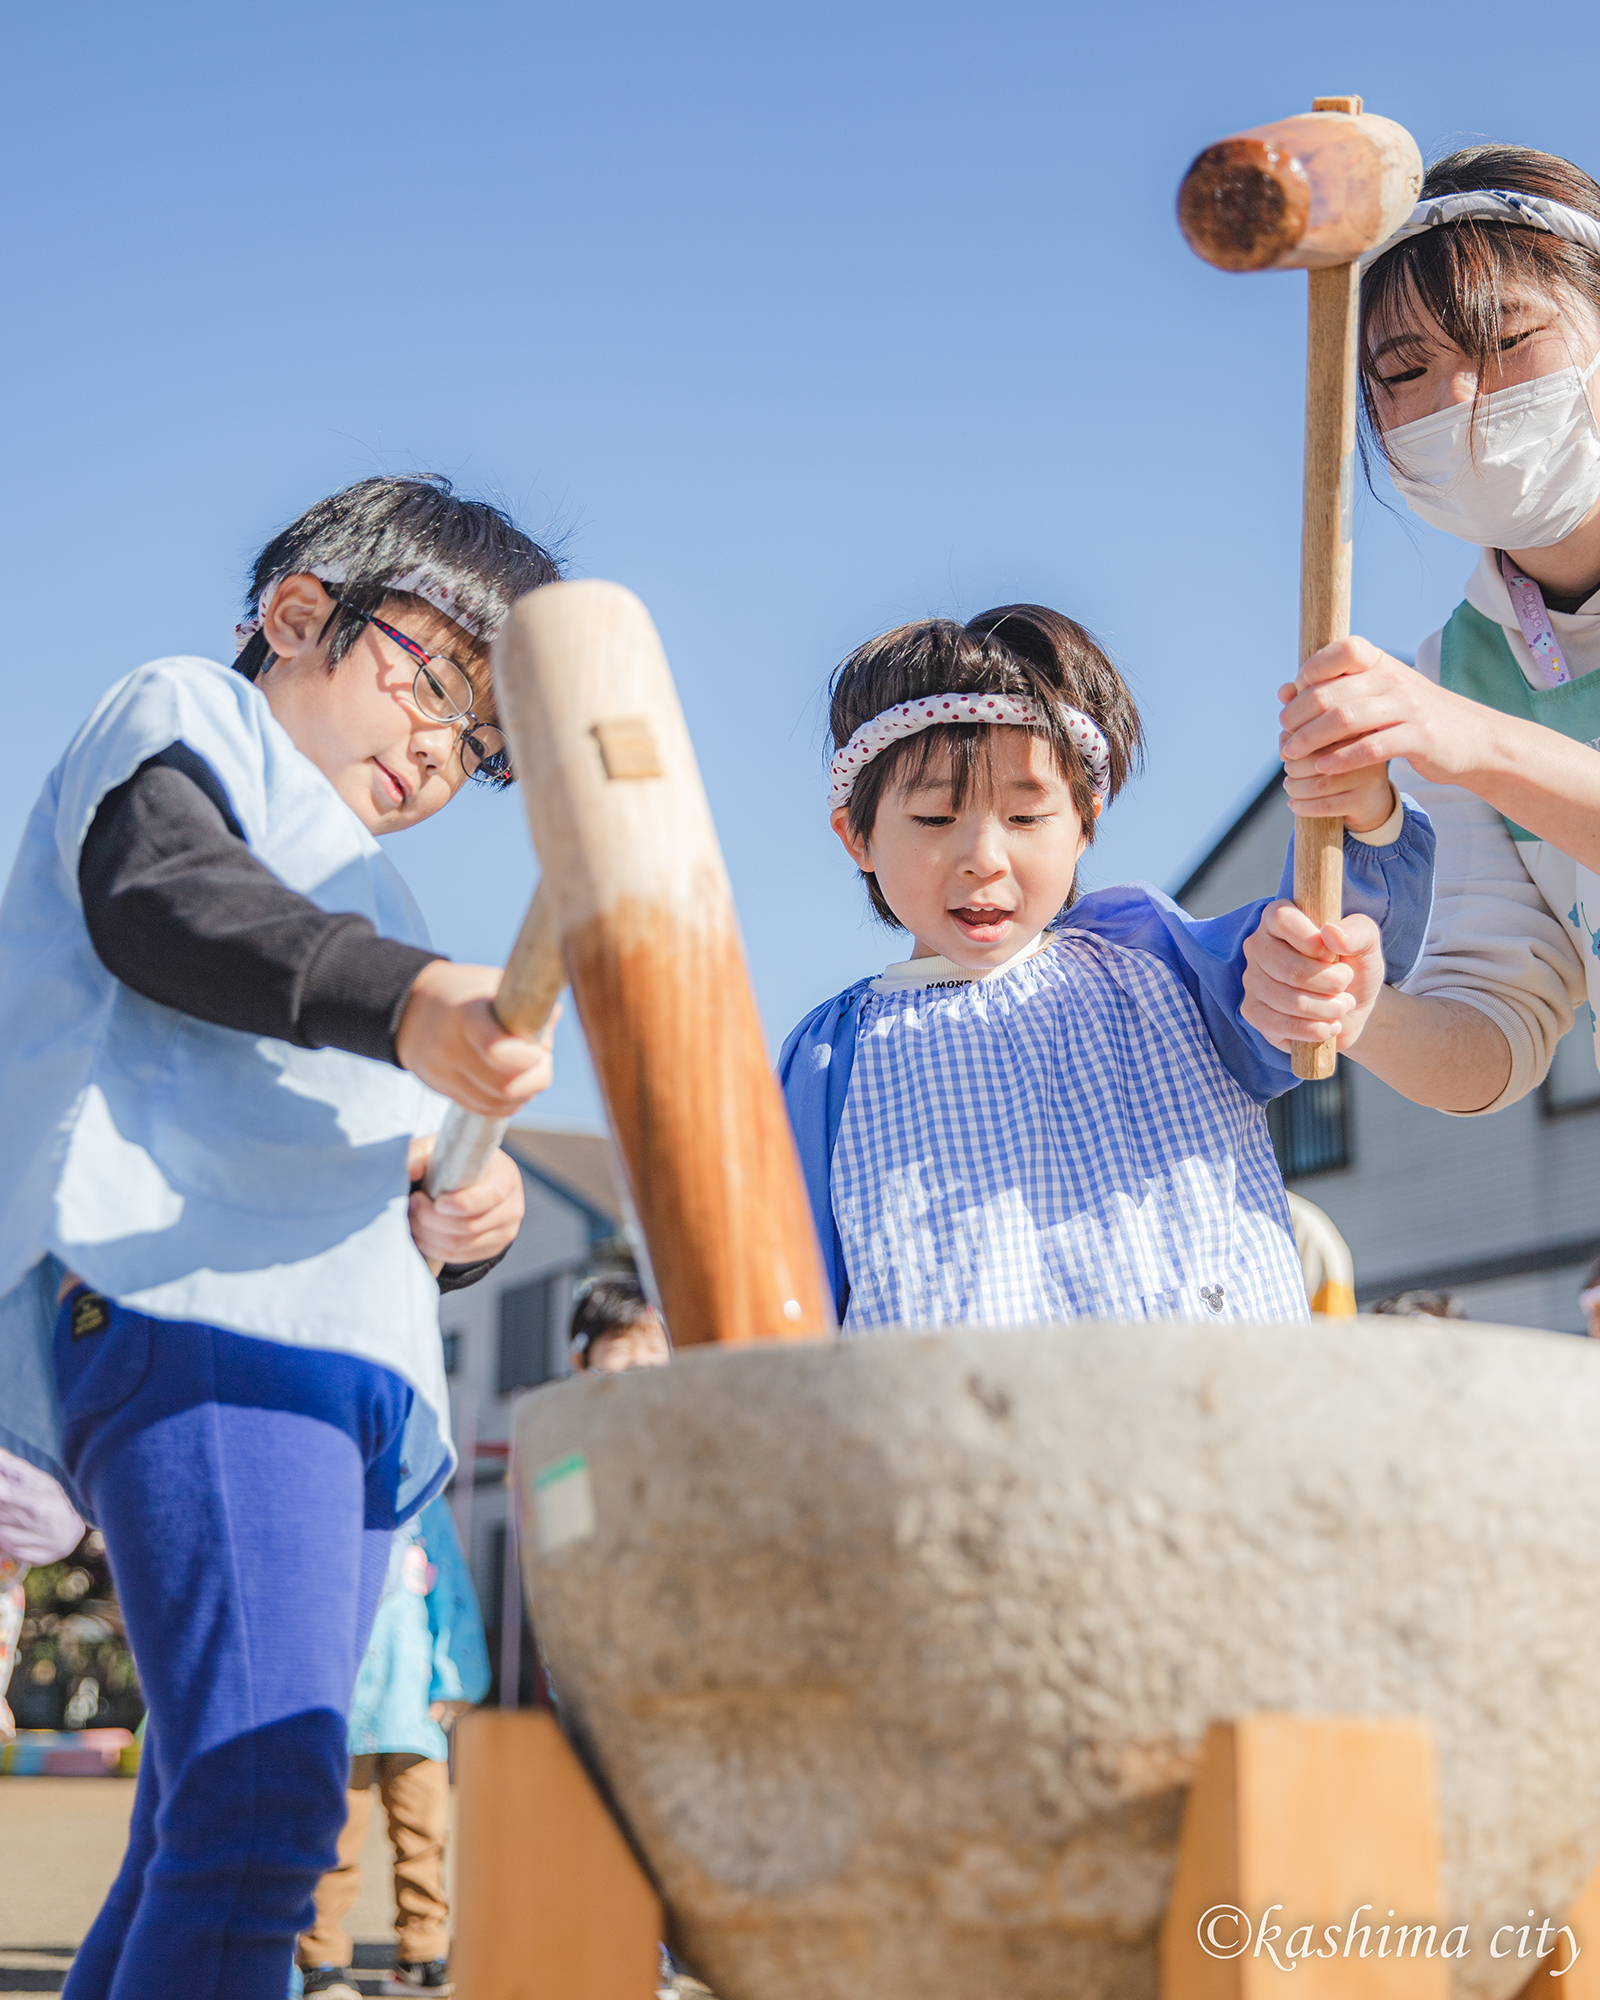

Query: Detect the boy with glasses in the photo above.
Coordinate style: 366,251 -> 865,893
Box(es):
0,474 -> 558,2000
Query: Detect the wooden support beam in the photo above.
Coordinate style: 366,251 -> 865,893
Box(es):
1516,1858 -> 1600,1995
1160,1714 -> 1448,1995
453,1708 -> 663,2000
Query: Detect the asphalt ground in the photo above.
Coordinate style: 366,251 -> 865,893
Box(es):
0,1779 -> 448,1997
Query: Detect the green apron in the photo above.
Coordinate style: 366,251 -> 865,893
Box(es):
1439,598 -> 1600,1052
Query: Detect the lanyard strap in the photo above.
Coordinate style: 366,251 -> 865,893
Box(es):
1500,551 -> 1574,688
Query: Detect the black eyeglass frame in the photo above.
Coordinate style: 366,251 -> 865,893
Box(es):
341,602 -> 514,789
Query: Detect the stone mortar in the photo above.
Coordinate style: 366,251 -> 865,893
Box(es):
514,1320 -> 1600,2000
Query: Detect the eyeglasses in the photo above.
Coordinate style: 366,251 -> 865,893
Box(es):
345,605 -> 513,789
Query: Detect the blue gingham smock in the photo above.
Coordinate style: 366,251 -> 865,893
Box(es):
835,924 -> 1308,1326
780,808 -> 1435,1330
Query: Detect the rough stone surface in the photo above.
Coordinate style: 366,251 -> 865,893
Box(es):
514,1320 -> 1600,2000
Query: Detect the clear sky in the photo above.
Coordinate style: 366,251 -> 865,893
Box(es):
4,0 -> 1593,1126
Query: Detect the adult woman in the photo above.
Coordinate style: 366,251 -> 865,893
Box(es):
1244,144 -> 1600,1116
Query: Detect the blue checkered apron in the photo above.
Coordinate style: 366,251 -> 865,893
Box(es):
833,930 -> 1310,1329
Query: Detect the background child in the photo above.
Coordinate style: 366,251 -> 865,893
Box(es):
569,1276 -> 671,1373
297,1496 -> 489,2000
0,474 -> 557,2000
781,604 -> 1435,1328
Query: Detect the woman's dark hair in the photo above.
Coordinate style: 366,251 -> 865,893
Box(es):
235,473 -> 561,698
828,603 -> 1143,926
1359,145 -> 1600,470
569,1274 -> 654,1364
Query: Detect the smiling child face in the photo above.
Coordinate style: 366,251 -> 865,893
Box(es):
257,575 -> 487,834
832,729 -> 1093,970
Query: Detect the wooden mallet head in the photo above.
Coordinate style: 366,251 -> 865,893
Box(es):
1178,102 -> 1421,272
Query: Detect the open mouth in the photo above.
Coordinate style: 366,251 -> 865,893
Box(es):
950,904 -> 1016,942
373,759 -> 410,807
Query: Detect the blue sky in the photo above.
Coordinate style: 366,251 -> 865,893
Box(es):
4,0 -> 1593,1126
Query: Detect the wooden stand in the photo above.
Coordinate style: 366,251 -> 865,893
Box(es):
453,1709 -> 663,2000
451,1700 -> 1600,1997
1515,1860 -> 1600,1994
1161,1715 -> 1448,1995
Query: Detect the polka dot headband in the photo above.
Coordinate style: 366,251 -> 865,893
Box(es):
828,691 -> 1111,809
233,562 -> 491,656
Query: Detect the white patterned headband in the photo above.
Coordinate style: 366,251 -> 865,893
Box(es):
1361,190 -> 1600,270
233,562 -> 491,655
828,691 -> 1112,809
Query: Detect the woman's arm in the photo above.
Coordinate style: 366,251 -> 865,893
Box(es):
1242,747 -> 1584,1113
1278,637 -> 1600,872
1346,986 -> 1513,1111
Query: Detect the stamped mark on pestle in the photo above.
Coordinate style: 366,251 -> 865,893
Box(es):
592,717 -> 663,781
532,1451 -> 597,1553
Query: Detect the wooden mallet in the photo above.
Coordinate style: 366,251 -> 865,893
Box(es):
1178,97 -> 1422,1080
428,580 -> 834,1345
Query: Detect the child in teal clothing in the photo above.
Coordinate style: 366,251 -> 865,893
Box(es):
298,1497 -> 489,2000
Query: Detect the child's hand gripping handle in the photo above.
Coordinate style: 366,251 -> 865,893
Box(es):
491,579 -> 835,1346
423,888 -> 565,1201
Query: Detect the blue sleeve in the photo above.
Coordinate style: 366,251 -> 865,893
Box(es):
777,986 -> 867,1321
418,1494 -> 490,1708
1276,795 -> 1435,985
1061,885 -> 1295,1105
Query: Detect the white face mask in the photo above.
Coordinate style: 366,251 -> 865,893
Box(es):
1386,347 -> 1600,548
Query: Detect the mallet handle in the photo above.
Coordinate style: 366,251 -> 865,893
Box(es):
494,580 -> 834,1346
1292,229 -> 1360,1083
424,888 -> 565,1201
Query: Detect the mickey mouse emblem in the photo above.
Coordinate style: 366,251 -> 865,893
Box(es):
1200,1284 -> 1225,1314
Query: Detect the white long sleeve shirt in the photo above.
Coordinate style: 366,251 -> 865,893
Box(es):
1395,548 -> 1600,1112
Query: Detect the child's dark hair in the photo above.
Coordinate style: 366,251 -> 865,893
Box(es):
1360,145 -> 1600,468
235,474 -> 561,697
829,604 -> 1143,926
569,1274 -> 654,1365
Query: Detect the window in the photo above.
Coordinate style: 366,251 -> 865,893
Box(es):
497,1275 -> 569,1396
1267,1070 -> 1350,1178
1544,1011 -> 1600,1114
441,1331 -> 461,1376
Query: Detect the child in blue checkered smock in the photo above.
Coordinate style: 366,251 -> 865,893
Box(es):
780,605 -> 1435,1330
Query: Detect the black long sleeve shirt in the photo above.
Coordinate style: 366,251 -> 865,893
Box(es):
79,743 -> 505,1293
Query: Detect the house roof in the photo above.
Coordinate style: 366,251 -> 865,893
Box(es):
503,1124 -> 625,1228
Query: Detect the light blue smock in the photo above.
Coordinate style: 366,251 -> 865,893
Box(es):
347,1495 -> 491,1762
0,657 -> 453,1517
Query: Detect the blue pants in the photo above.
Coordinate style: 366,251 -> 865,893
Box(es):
53,1293 -> 414,2000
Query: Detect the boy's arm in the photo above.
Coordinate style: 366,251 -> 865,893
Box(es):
83,747 -> 525,1287
80,745 -> 439,1062
777,988 -> 865,1323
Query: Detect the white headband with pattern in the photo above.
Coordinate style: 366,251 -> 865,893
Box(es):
1361,190 -> 1600,270
233,562 -> 491,656
828,691 -> 1112,809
